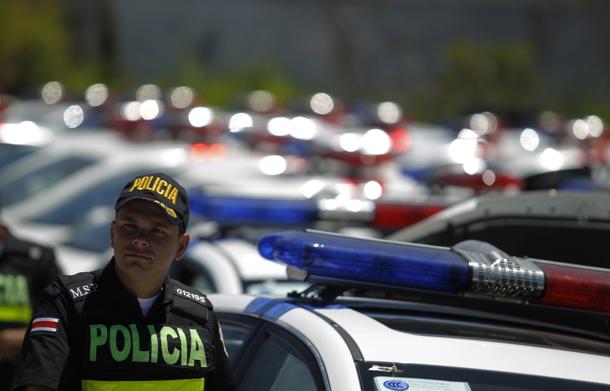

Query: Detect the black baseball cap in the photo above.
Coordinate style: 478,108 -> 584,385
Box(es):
114,172 -> 190,233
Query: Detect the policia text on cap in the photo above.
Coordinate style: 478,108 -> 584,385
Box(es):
11,173 -> 236,391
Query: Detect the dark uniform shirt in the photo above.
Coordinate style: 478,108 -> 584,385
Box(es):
11,259 -> 236,391
0,228 -> 59,390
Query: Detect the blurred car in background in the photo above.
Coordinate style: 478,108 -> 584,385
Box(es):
0,131 -> 128,209
1,139 -> 194,239
52,185 -> 458,290
0,98 -> 106,145
388,190 -> 610,268
0,142 -> 39,167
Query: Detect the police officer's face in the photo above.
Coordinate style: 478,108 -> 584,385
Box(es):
111,199 -> 189,283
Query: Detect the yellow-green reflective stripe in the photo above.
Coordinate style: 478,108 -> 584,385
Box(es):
0,305 -> 32,322
82,378 -> 204,391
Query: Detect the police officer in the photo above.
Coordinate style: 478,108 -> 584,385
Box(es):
12,173 -> 236,390
0,223 -> 60,390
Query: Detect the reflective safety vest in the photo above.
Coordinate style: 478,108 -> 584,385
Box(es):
59,269 -> 216,390
0,272 -> 32,324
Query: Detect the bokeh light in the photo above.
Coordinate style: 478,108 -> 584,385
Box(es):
85,83 -> 109,107
310,92 -> 334,115
247,90 -> 275,113
136,84 -> 162,101
229,112 -> 253,132
376,101 -> 402,124
63,105 -> 84,128
519,128 -> 540,151
267,116 -> 291,136
259,155 -> 287,176
188,106 -> 213,127
170,86 -> 195,109
41,81 -> 64,104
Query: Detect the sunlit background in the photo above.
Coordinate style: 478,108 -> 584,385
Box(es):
1,0 -> 610,122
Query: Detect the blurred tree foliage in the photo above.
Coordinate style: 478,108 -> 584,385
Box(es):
412,41 -> 545,122
174,58 -> 301,108
0,0 -> 101,96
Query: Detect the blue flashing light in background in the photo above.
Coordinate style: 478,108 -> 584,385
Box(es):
400,166 -> 432,182
190,192 -> 320,225
559,177 -> 597,192
258,230 -> 470,293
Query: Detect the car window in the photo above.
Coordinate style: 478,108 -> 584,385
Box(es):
63,218 -> 111,252
220,323 -> 255,366
239,335 -> 319,391
0,156 -> 95,205
30,169 -> 169,225
0,143 -> 37,167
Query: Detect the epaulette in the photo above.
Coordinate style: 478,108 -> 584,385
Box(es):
58,271 -> 100,303
170,279 -> 212,324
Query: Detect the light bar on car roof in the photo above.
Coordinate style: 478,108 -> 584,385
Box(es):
190,192 -> 449,228
189,193 -> 319,225
258,230 -> 610,314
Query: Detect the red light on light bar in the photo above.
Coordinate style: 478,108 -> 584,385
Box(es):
535,262 -> 610,313
372,202 -> 449,229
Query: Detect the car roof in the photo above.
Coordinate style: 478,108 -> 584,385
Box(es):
387,190 -> 610,267
0,131 -> 129,182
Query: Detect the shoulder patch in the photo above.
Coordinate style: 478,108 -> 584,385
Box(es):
31,315 -> 60,334
174,286 -> 210,307
58,272 -> 99,302
170,281 -> 212,324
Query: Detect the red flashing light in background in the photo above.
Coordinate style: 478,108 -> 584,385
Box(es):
436,171 -> 523,192
389,128 -> 411,153
189,143 -> 227,159
372,202 -> 449,229
322,150 -> 394,166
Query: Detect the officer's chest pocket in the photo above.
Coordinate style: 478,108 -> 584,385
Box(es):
84,323 -> 215,379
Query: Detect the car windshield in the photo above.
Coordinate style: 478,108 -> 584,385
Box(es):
359,362 -> 606,391
0,156 -> 96,206
30,169 -> 171,225
0,143 -> 37,167
63,218 -> 111,252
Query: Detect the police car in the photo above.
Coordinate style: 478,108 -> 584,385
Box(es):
3,140 -> 295,246
0,130 -> 128,210
388,190 -> 610,268
209,229 -> 610,390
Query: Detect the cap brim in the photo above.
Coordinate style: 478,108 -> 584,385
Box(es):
115,195 -> 180,226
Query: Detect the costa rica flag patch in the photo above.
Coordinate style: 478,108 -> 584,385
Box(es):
31,317 -> 59,333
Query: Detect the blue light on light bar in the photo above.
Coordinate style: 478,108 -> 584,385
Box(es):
258,230 -> 470,293
190,193 -> 319,225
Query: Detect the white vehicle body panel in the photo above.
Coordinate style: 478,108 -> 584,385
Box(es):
274,307 -> 361,391
186,242 -> 242,294
214,239 -> 287,280
321,308 -> 610,384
